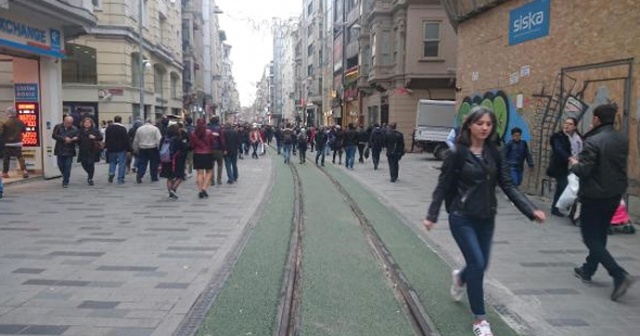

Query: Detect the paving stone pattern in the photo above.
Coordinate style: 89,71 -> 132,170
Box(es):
0,158 -> 272,336
341,153 -> 640,336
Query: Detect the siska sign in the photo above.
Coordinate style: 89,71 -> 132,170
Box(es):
509,0 -> 550,46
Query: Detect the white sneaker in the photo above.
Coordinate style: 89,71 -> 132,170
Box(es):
450,269 -> 465,302
473,320 -> 493,336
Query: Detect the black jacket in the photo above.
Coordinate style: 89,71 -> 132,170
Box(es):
427,145 -> 537,223
223,127 -> 241,155
546,131 -> 572,178
385,130 -> 405,157
570,124 -> 627,199
315,131 -> 328,149
343,129 -> 358,147
105,124 -> 130,153
369,128 -> 385,149
52,124 -> 79,157
77,127 -> 103,163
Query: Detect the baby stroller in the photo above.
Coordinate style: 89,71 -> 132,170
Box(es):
609,199 -> 636,235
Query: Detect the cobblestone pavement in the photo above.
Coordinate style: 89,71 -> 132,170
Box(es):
0,157 -> 273,336
338,152 -> 640,336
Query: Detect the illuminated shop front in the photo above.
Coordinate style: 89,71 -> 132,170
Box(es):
0,1 -> 95,179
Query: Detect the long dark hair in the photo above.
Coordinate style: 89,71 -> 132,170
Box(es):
457,106 -> 498,149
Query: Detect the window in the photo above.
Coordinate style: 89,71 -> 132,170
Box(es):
62,44 -> 97,84
308,2 -> 313,15
307,44 -> 314,56
308,23 -> 313,37
370,33 -> 376,66
159,14 -> 167,42
381,30 -> 391,65
423,22 -> 441,58
170,73 -> 179,99
92,0 -> 102,9
307,65 -> 313,76
154,65 -> 165,95
131,53 -> 142,87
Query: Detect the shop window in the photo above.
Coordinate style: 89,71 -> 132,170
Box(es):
423,21 -> 441,58
62,44 -> 97,84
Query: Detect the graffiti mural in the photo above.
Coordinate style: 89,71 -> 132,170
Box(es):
457,90 -> 531,143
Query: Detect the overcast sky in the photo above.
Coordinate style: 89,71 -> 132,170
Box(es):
217,0 -> 301,107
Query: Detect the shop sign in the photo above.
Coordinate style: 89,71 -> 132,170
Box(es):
509,0 -> 550,46
0,13 -> 65,58
14,83 -> 38,102
15,102 -> 40,147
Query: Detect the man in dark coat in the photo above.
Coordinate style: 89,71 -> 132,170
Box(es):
104,115 -> 130,184
547,117 -> 580,216
385,123 -> 405,183
369,124 -> 385,170
569,104 -> 633,301
52,116 -> 79,188
223,124 -> 241,184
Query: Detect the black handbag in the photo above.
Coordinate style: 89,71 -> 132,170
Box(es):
364,147 -> 370,159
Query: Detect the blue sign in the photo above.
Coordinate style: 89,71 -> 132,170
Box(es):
509,0 -> 550,46
14,83 -> 39,102
50,29 -> 61,53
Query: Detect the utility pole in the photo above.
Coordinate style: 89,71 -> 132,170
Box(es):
137,0 -> 145,122
341,0 -> 347,128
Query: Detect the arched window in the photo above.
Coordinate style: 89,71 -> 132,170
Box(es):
62,43 -> 97,84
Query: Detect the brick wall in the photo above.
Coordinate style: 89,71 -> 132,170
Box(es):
457,0 -> 640,200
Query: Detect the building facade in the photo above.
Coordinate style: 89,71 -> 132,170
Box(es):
357,0 -> 457,145
0,0 -> 96,178
443,0 -> 640,211
182,0 -> 205,118
63,0 -> 184,124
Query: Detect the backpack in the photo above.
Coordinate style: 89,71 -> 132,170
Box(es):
159,138 -> 172,163
210,125 -> 223,150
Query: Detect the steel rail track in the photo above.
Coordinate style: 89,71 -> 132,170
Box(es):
315,166 -> 439,336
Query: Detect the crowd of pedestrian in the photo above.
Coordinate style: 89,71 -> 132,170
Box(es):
38,112 -> 275,201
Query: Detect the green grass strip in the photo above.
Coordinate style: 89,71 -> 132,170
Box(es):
323,165 -> 519,336
196,163 -> 294,336
296,164 -> 415,336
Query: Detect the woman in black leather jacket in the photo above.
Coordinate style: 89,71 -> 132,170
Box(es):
423,106 -> 545,336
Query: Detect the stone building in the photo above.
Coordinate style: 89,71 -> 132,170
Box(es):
62,0 -> 184,123
356,0 -> 458,145
442,0 -> 640,210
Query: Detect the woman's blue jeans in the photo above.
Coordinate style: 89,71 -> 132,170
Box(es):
449,213 -> 495,319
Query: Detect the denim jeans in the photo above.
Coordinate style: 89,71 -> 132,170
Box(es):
509,165 -> 523,186
224,152 -> 238,182
57,156 -> 73,185
345,145 -> 357,169
283,144 -> 292,163
108,151 -> 127,183
0,175 -> 4,193
580,196 -> 627,279
276,139 -> 282,154
315,144 -> 325,165
137,148 -> 160,181
449,213 -> 495,319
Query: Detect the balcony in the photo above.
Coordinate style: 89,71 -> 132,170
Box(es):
441,0 -> 510,28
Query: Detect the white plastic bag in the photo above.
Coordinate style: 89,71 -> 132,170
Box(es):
556,173 -> 579,215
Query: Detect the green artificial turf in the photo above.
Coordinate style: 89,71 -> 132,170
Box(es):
323,165 -> 520,336
196,163 -> 295,336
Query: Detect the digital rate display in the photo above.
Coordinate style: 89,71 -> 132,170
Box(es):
16,102 -> 40,147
